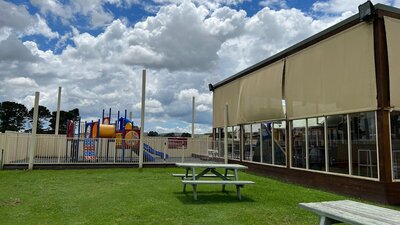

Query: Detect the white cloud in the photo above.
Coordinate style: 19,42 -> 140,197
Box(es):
312,0 -> 391,14
24,14 -> 59,39
4,77 -> 39,87
259,0 -> 287,8
0,0 -> 58,38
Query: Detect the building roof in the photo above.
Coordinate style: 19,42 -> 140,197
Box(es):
211,3 -> 400,90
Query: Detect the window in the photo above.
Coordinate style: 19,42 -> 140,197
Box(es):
308,117 -> 325,171
252,124 -> 261,162
273,121 -> 286,165
291,119 -> 306,168
327,115 -> 349,174
261,122 -> 273,164
243,125 -> 252,161
391,111 -> 400,180
232,126 -> 240,160
350,112 -> 377,178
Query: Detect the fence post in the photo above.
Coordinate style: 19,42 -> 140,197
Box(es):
181,145 -> 184,163
55,86 -> 62,135
224,103 -> 228,164
139,69 -> 146,168
28,92 -> 40,170
0,149 -> 4,170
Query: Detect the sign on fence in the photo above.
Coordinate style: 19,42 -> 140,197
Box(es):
167,137 -> 187,149
84,139 -> 96,160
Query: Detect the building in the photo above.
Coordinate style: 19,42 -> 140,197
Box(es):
210,2 -> 400,204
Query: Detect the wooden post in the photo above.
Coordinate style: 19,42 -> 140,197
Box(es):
192,96 -> 195,138
28,92 -> 40,170
373,16 -> 391,182
55,86 -> 62,135
224,104 -> 228,164
139,69 -> 146,168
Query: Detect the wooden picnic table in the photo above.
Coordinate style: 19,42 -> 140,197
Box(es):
299,200 -> 400,225
174,163 -> 254,200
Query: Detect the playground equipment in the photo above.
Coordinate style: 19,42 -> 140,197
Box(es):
66,108 -> 168,162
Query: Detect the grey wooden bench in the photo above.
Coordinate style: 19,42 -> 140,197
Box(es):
172,173 -> 234,179
182,180 -> 255,200
299,200 -> 400,225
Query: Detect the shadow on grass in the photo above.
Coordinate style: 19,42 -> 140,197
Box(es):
173,191 -> 255,204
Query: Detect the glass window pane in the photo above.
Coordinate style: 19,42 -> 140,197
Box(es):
327,115 -> 349,174
219,128 -> 225,157
227,127 -> 233,159
292,119 -> 306,168
252,124 -> 261,162
350,112 -> 378,178
233,126 -> 240,160
273,121 -> 286,166
261,122 -> 273,164
308,117 -> 326,171
391,111 -> 400,180
243,125 -> 252,161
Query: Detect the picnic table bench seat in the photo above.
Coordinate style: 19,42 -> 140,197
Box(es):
299,200 -> 400,225
182,180 -> 254,200
172,173 -> 234,178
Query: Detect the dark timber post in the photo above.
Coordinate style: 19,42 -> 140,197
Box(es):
373,12 -> 391,183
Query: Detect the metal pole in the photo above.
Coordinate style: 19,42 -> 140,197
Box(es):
28,91 -> 40,170
139,69 -> 146,168
192,96 -> 195,138
55,86 -> 62,135
224,104 -> 228,164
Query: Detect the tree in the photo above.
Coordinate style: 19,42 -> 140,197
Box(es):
49,108 -> 80,134
148,131 -> 159,136
0,101 -> 28,132
28,105 -> 51,133
163,132 -> 175,137
181,132 -> 191,137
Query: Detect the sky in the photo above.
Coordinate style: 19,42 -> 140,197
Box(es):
0,0 -> 399,134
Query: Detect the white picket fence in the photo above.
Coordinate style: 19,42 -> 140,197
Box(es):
0,132 -> 222,166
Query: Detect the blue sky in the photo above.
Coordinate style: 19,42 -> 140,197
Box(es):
0,0 -> 398,133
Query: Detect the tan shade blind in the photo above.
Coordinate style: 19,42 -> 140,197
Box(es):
237,61 -> 285,123
385,17 -> 400,110
285,23 -> 377,119
213,61 -> 285,127
213,80 -> 240,127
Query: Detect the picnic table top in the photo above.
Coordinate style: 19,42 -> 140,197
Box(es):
175,163 -> 248,169
299,200 -> 400,225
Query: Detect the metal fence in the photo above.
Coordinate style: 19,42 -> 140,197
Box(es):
0,132 -> 221,166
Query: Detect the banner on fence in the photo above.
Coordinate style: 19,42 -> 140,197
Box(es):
167,137 -> 187,149
84,139 -> 96,160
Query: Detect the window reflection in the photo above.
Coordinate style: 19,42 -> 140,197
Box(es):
261,122 -> 273,164
273,121 -> 286,165
350,112 -> 377,178
391,112 -> 400,180
292,119 -> 306,168
327,115 -> 349,174
308,117 -> 325,171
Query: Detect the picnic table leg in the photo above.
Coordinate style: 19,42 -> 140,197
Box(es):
319,216 -> 338,225
222,169 -> 228,192
183,168 -> 189,193
236,185 -> 241,200
193,184 -> 197,200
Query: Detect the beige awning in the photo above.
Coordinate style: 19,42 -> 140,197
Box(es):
237,60 -> 285,124
213,80 -> 240,128
285,23 -> 377,119
385,16 -> 400,110
213,60 -> 285,127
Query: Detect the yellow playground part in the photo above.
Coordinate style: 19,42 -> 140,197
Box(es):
92,123 -> 116,138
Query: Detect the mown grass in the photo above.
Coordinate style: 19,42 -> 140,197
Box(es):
0,168 -> 384,225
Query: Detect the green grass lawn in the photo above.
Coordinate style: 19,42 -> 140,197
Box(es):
0,168 -> 375,225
